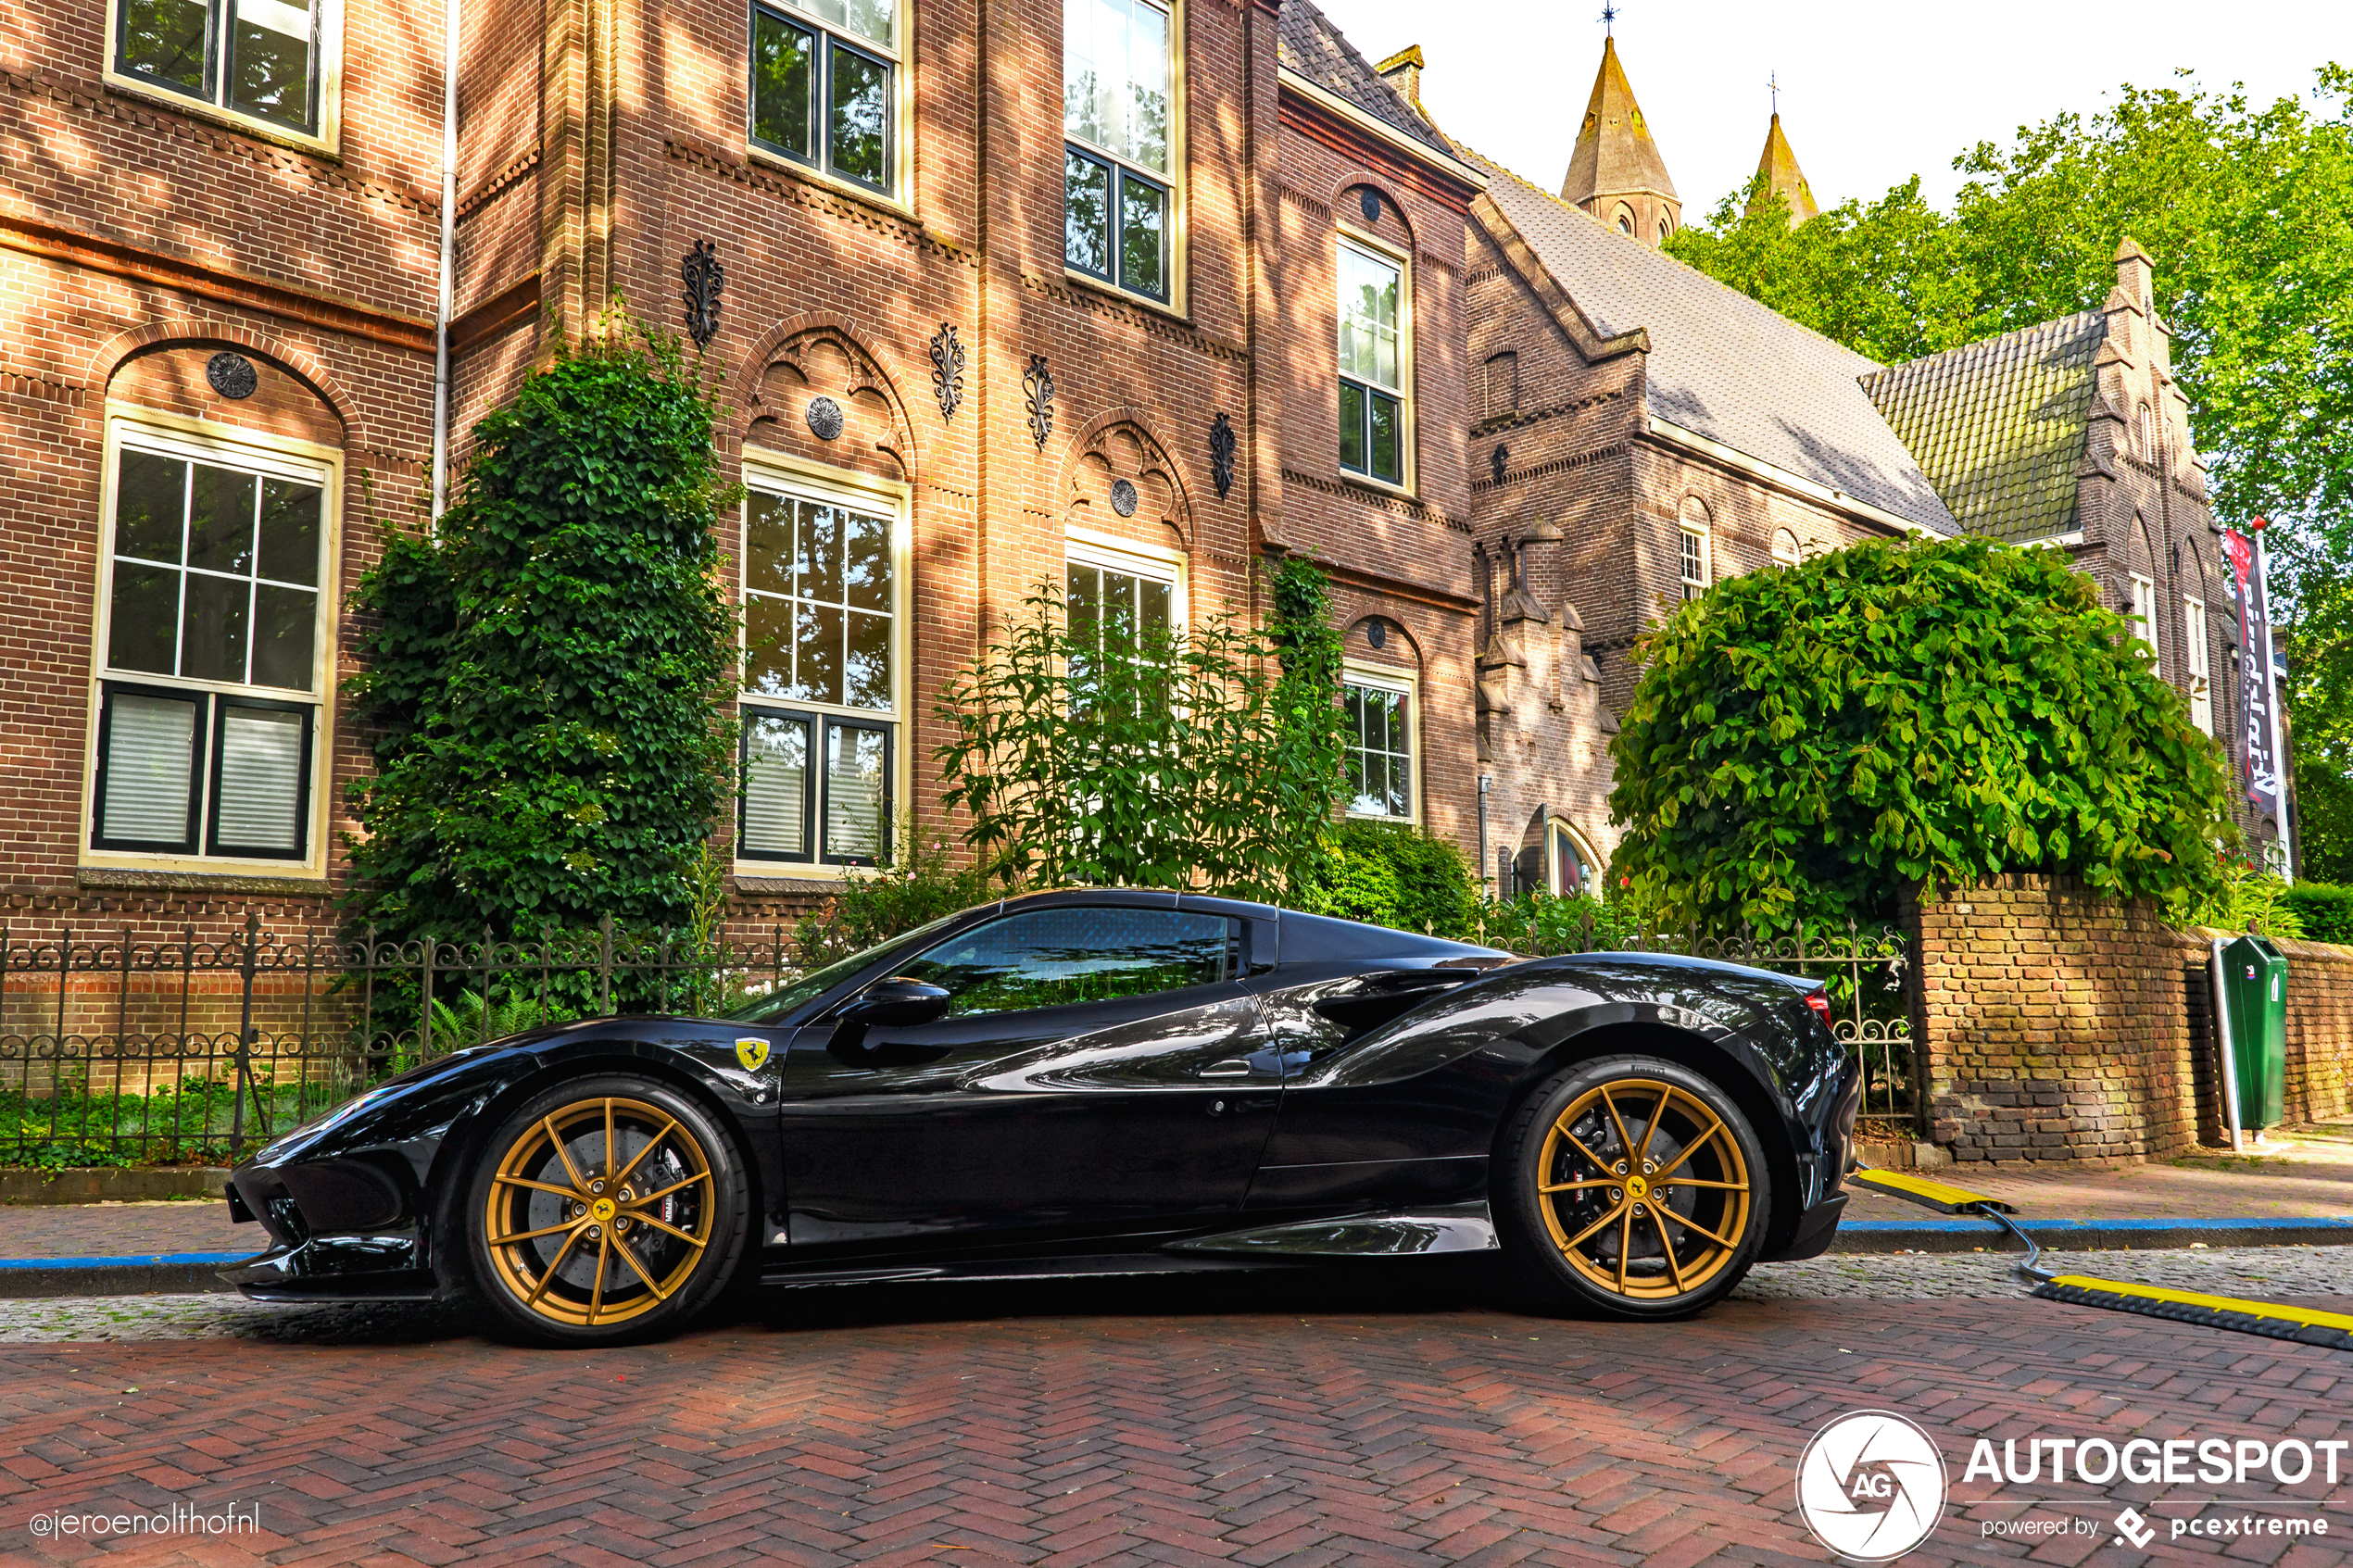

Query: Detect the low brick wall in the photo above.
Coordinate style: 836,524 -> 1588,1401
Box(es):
1909,876 -> 2353,1164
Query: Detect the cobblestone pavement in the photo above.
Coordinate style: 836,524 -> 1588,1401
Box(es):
1,1256 -> 2349,1566
0,1198 -> 251,1259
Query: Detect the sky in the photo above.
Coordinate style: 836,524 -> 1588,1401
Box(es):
1315,0 -> 2347,218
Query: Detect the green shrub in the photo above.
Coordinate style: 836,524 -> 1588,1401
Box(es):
1610,533 -> 2233,935
2280,880 -> 2353,943
1304,820 -> 1479,938
1478,890 -> 1650,957
2177,859 -> 2306,939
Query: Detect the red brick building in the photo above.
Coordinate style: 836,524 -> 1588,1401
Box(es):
1,0 -> 1501,929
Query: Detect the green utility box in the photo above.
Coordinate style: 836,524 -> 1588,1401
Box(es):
2220,934 -> 2287,1131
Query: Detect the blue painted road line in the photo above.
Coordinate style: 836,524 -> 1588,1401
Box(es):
0,1252 -> 255,1270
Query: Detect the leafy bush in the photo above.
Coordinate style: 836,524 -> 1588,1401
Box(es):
1478,890 -> 1652,957
793,816 -> 1000,968
1304,820 -> 1479,938
344,325 -> 737,948
1609,533 -> 2234,935
2280,879 -> 2353,943
424,988 -> 580,1054
935,563 -> 1345,901
2176,859 -> 2304,938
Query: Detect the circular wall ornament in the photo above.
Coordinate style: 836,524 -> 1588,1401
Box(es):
1109,478 -> 1139,518
1366,619 -> 1388,649
1360,189 -> 1382,224
806,396 -> 845,441
206,352 -> 258,400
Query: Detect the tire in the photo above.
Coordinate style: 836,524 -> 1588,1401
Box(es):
463,1073 -> 750,1346
1495,1054 -> 1770,1320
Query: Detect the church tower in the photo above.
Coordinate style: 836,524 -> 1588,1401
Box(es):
1745,111 -> 1820,225
1560,36 -> 1682,245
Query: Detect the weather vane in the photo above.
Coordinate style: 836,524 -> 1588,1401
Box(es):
1768,70 -> 1780,114
1599,3 -> 1617,36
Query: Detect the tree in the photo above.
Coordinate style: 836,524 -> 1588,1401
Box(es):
344,330 -> 737,943
934,559 -> 1345,901
1667,62 -> 2353,881
1607,535 -> 2233,935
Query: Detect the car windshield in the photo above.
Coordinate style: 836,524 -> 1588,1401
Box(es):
722,909 -> 976,1025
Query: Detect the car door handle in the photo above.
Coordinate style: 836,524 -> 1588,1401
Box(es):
1199,1060 -> 1256,1078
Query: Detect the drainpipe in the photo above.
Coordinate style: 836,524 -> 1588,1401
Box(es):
1477,772 -> 1491,900
430,0 -> 460,522
2210,936 -> 2244,1153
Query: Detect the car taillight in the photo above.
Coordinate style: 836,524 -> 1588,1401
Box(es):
1804,991 -> 1831,1020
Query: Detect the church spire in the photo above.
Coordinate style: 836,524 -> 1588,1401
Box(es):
1745,94 -> 1820,226
1560,34 -> 1681,245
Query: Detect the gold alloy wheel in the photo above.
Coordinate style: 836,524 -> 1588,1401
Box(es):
1535,1077 -> 1753,1301
481,1096 -> 715,1328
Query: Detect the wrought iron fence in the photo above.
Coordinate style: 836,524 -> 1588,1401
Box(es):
0,907 -> 1920,1168
0,915 -> 797,1167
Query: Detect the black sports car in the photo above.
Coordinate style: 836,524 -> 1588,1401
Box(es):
222,889 -> 1860,1344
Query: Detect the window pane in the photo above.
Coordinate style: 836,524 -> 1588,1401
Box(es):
115,451 -> 186,564
187,465 -> 256,575
1126,0 -> 1168,172
256,479 -> 321,585
1067,562 -> 1101,644
900,907 -> 1227,1018
1367,391 -> 1401,484
798,502 -> 844,605
742,713 -> 811,858
750,9 -> 816,159
226,0 -> 315,131
100,692 -> 199,847
1101,567 -> 1139,644
1339,382 -> 1365,472
250,583 -> 316,691
841,0 -> 892,45
181,573 -> 249,683
1339,246 -> 1401,392
745,595 -> 794,697
746,493 -> 795,596
828,43 -> 889,187
846,609 -> 890,710
120,0 -> 211,94
842,507 -> 889,611
213,705 -> 305,852
1063,0 -> 1101,144
1087,0 -> 1128,153
795,600 -> 843,705
108,563 -> 181,675
1064,150 -> 1111,276
1138,576 -> 1172,640
795,0 -> 848,26
824,723 -> 887,860
1118,172 -> 1165,298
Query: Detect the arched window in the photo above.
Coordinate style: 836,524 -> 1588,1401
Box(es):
1677,495 -> 1711,600
1656,220 -> 1670,244
1770,527 -> 1802,568
2137,402 -> 2154,460
1614,204 -> 1635,235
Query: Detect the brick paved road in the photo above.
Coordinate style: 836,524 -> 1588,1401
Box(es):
1,1261 -> 2349,1567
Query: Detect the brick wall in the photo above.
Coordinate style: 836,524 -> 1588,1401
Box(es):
1911,874 -> 2353,1164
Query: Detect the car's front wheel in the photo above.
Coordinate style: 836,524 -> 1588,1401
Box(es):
1497,1054 -> 1769,1319
464,1074 -> 749,1346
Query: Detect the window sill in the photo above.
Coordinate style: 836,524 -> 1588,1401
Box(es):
1336,470 -> 1421,505
1344,812 -> 1420,829
102,72 -> 340,162
1061,268 -> 1190,326
733,869 -> 871,893
742,144 -> 917,226
78,866 -> 329,897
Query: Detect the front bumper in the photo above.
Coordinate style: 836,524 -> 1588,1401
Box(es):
1765,1192 -> 1848,1262
220,1156 -> 442,1302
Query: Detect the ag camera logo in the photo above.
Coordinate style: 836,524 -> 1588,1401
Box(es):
1795,1411 -> 1949,1561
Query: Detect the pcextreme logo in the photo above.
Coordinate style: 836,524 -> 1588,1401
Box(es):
1794,1411 -> 1949,1562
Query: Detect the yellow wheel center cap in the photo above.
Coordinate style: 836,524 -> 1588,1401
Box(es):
590,1197 -> 617,1223
1624,1175 -> 1648,1199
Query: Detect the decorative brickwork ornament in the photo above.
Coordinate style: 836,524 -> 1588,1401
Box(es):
929,322 -> 964,421
205,352 -> 258,400
806,396 -> 845,441
1110,478 -> 1139,517
681,240 -> 724,349
1366,619 -> 1388,649
1360,189 -> 1381,225
1208,411 -> 1236,498
1024,354 -> 1053,449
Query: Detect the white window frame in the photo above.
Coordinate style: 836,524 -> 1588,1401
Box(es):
1545,816 -> 1601,897
746,0 -> 910,207
83,405 -> 340,875
1335,228 -> 1414,493
103,0 -> 345,154
1679,525 -> 1709,600
1340,659 -> 1418,825
2185,596 -> 2213,735
2129,573 -> 2158,665
735,449 -> 912,877
1062,0 -> 1184,307
1770,528 -> 1802,568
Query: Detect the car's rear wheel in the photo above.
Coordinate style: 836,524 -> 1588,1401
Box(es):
465,1075 -> 749,1346
1497,1054 -> 1769,1319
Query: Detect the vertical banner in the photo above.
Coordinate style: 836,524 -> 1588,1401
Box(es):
2221,526 -> 2282,817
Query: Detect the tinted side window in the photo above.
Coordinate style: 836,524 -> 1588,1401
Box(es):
900,908 -> 1230,1018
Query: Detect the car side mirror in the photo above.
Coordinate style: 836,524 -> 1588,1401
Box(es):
837,976 -> 950,1028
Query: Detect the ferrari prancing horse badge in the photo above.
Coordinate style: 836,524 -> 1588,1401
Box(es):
734,1037 -> 771,1073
